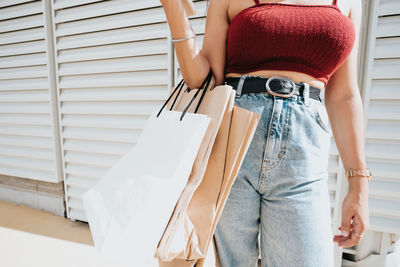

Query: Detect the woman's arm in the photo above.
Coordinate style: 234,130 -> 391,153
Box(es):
325,0 -> 369,247
160,0 -> 229,89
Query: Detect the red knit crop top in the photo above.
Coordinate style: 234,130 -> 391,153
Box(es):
224,0 -> 356,86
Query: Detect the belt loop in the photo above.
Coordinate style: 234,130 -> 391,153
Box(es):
303,82 -> 310,107
235,74 -> 248,98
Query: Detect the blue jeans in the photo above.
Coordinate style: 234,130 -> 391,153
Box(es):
214,76 -> 334,267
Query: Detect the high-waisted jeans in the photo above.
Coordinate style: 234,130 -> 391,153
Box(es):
214,76 -> 335,267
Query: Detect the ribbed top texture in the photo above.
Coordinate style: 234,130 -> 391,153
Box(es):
224,0 -> 356,86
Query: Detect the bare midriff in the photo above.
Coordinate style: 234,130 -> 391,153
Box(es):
225,70 -> 326,91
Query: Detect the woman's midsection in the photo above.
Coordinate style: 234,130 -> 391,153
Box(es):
225,69 -> 326,90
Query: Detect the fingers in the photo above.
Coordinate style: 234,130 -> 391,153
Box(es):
334,214 -> 366,248
333,233 -> 349,244
340,211 -> 353,237
336,229 -> 362,248
333,227 -> 353,248
332,211 -> 354,248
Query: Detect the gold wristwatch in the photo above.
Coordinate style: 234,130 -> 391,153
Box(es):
345,168 -> 372,181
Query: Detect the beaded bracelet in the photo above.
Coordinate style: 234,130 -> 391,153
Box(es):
345,168 -> 372,181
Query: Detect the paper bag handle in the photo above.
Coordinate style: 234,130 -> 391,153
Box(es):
156,68 -> 214,121
169,78 -> 186,111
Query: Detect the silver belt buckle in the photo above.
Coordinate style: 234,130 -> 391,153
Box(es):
265,76 -> 296,98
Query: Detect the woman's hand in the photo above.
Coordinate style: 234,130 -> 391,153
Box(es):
333,179 -> 370,247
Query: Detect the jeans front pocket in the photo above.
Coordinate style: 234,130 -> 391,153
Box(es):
305,98 -> 332,136
280,99 -> 332,181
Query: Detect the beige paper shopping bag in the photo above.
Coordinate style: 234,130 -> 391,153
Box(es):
155,104 -> 261,266
196,105 -> 261,267
156,69 -> 235,261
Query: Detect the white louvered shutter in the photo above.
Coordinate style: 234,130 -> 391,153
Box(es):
0,0 -> 62,182
334,0 -> 400,261
362,0 -> 400,234
53,0 -> 172,221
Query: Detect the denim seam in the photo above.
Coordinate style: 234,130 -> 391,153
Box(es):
257,101 -> 292,194
263,101 -> 291,172
256,96 -> 277,193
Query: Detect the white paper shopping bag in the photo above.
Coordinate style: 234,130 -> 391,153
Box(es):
82,108 -> 211,267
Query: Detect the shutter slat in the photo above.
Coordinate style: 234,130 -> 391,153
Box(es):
62,114 -> 149,129
0,54 -> 47,68
0,135 -> 53,149
378,0 -> 400,16
0,113 -> 51,125
366,142 -> 400,160
53,0 -> 102,10
61,101 -> 162,115
0,1 -> 43,21
0,166 -> 55,182
375,38 -> 400,59
372,59 -> 400,79
0,65 -> 48,79
0,27 -> 44,45
0,125 -> 52,137
0,40 -> 46,57
65,151 -> 121,167
0,14 -> 43,33
63,139 -> 132,155
0,78 -> 49,90
65,163 -> 107,178
0,102 -> 50,114
57,39 -> 167,63
376,15 -> 400,38
369,79 -> 400,99
59,70 -> 167,88
0,154 -> 54,171
65,175 -> 96,189
56,7 -> 166,37
58,55 -> 167,76
56,23 -> 168,50
0,0 -> 35,8
63,126 -> 141,143
60,86 -> 167,101
54,0 -> 160,23
0,145 -> 53,160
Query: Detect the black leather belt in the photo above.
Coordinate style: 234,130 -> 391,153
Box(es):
224,75 -> 323,102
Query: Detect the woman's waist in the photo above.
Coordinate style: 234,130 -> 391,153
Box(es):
224,69 -> 326,91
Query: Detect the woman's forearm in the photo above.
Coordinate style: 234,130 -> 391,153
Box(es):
160,0 -> 210,89
325,92 -> 369,193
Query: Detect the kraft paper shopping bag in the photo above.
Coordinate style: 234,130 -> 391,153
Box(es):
155,104 -> 261,266
156,69 -> 234,261
196,105 -> 261,267
157,88 -> 235,261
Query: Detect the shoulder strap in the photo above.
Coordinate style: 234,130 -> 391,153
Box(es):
332,0 -> 337,6
253,0 -> 260,5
